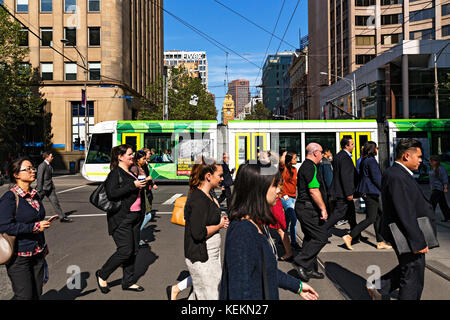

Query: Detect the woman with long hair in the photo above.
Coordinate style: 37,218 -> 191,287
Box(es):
219,163 -> 319,300
184,156 -> 229,299
342,141 -> 392,250
429,155 -> 450,222
95,144 -> 148,294
0,157 -> 53,300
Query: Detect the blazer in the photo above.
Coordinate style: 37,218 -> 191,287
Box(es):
330,150 -> 358,198
380,162 -> 436,252
220,162 -> 234,187
104,166 -> 144,235
36,161 -> 54,196
357,157 -> 382,195
0,190 -> 46,254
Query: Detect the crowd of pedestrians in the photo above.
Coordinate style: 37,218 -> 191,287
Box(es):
0,137 -> 446,301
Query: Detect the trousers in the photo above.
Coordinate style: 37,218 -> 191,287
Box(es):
324,197 -> 356,231
43,189 -> 65,219
281,196 -> 299,245
430,189 -> 450,220
350,194 -> 384,242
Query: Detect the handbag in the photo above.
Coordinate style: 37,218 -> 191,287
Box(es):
171,196 -> 187,226
389,216 -> 439,255
0,191 -> 20,265
89,170 -> 123,213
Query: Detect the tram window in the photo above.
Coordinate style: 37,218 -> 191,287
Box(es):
274,133 -> 302,161
144,133 -> 174,163
125,136 -> 137,151
86,133 -> 112,164
432,132 -> 450,159
305,133 -> 336,157
178,133 -> 212,162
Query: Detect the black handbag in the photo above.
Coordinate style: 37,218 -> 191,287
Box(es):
89,170 -> 123,213
389,216 -> 439,255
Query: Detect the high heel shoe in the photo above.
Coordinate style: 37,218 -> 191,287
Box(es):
377,242 -> 392,250
342,234 -> 354,250
95,270 -> 110,294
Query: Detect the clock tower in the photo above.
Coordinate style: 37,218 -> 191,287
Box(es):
222,94 -> 235,125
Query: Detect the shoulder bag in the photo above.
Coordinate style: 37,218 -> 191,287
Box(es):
89,169 -> 123,213
0,191 -> 20,265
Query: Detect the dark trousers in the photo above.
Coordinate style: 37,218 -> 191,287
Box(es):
293,202 -> 328,271
324,197 -> 357,231
6,252 -> 45,300
99,211 -> 142,288
350,194 -> 384,242
217,186 -> 231,208
379,251 -> 425,300
430,189 -> 450,220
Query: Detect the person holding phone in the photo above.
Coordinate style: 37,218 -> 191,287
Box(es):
0,157 -> 53,300
95,145 -> 148,294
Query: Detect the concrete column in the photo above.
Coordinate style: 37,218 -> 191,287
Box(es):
402,54 -> 409,119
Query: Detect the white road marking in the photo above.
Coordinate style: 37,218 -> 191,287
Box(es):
162,193 -> 183,205
56,185 -> 87,194
45,212 -> 173,218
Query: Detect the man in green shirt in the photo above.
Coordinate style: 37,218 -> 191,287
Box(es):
292,143 -> 329,282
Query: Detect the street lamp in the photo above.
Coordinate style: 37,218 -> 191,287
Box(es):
321,71 -> 356,118
434,42 -> 450,119
61,39 -> 89,153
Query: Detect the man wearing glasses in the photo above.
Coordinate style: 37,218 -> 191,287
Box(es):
291,143 -> 329,282
36,152 -> 72,223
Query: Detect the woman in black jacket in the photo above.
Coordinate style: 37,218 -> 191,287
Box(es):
95,144 -> 148,294
0,157 -> 53,300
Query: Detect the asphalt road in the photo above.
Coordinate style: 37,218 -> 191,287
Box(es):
0,174 -> 449,300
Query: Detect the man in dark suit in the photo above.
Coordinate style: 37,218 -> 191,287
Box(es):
324,136 -> 358,233
36,151 -> 72,222
217,153 -> 234,209
367,139 -> 435,300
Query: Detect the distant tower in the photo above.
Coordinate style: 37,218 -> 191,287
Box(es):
222,94 -> 235,125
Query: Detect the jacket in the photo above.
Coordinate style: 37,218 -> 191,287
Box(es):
380,162 -> 436,252
330,150 -> 358,198
36,161 -> 54,196
0,190 -> 46,254
220,162 -> 234,188
104,166 -> 145,235
357,157 -> 382,195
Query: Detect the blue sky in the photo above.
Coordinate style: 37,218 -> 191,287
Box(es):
164,0 -> 308,121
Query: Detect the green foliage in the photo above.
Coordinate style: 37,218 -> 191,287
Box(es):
136,65 -> 217,121
244,102 -> 272,120
0,9 -> 46,156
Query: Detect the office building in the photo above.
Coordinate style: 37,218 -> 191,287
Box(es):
227,79 -> 250,117
164,50 -> 208,89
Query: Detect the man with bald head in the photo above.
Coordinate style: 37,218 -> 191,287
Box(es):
291,143 -> 329,282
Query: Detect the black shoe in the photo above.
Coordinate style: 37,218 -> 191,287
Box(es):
291,243 -> 302,251
95,270 -> 110,294
123,285 -> 144,292
291,263 -> 310,282
166,285 -> 172,300
60,217 -> 73,223
306,270 -> 325,279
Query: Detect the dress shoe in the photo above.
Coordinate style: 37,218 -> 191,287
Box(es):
123,285 -> 145,292
377,242 -> 392,250
306,270 -> 325,279
291,263 -> 310,282
60,217 -> 73,223
342,234 -> 354,250
278,255 -> 294,262
166,285 -> 172,300
366,283 -> 382,300
95,270 -> 110,294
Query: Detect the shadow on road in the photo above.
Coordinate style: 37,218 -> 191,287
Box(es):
41,272 -> 96,300
324,262 -> 371,300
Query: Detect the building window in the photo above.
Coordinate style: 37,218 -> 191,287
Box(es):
443,25 -> 450,37
89,62 -> 101,80
64,27 -> 76,46
381,33 -> 403,45
40,63 -> 53,80
381,0 -> 402,5
65,0 -> 76,13
409,8 -> 434,22
72,101 -> 94,151
40,0 -> 52,12
40,28 -> 52,47
443,4 -> 450,16
410,28 -> 435,40
19,28 -> 28,46
356,54 -> 375,65
16,0 -> 28,12
381,14 -> 403,25
355,16 -> 370,26
88,0 -> 100,12
65,63 -> 77,80
88,27 -> 100,46
355,0 -> 375,6
356,35 -> 375,46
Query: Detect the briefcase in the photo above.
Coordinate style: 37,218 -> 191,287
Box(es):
389,216 -> 439,255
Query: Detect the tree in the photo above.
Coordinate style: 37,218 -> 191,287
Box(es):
0,8 -> 46,158
244,102 -> 272,120
136,66 -> 217,120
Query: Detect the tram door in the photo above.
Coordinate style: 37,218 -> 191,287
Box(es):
122,133 -> 141,151
252,133 -> 267,161
339,132 -> 371,166
235,133 -> 250,171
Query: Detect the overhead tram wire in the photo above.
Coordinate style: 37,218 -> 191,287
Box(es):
274,0 -> 301,54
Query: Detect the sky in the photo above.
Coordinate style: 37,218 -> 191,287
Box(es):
163,0 -> 308,121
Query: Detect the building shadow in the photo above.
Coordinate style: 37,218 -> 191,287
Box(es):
41,272 -> 96,300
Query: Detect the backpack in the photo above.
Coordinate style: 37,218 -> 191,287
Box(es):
89,170 -> 123,213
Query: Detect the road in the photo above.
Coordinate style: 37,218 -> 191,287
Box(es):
0,174 -> 449,300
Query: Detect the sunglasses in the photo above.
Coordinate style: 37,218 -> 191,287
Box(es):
20,167 -> 37,172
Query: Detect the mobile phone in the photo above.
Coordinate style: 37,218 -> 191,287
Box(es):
47,215 -> 59,223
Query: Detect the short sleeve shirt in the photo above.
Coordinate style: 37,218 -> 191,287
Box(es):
297,159 -> 327,210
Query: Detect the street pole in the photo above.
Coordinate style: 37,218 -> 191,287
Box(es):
353,73 -> 357,118
164,74 -> 169,121
434,53 -> 440,119
83,67 -> 88,154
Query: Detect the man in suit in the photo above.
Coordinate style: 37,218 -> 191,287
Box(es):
217,153 -> 234,209
367,139 -> 435,300
36,151 -> 72,222
324,136 -> 358,233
